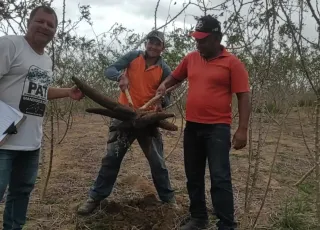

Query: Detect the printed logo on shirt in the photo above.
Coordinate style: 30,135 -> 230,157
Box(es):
19,65 -> 53,117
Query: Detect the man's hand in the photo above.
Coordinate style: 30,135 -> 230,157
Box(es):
154,102 -> 163,112
68,86 -> 84,101
156,83 -> 166,97
232,127 -> 248,150
119,73 -> 129,92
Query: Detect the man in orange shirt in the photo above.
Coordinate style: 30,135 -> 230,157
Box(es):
156,15 -> 251,230
77,30 -> 177,215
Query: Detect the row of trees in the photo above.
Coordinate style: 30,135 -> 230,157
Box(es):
1,0 -> 320,228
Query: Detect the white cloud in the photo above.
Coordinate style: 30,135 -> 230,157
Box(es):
51,0 -> 200,39
50,0 -> 319,42
1,0 -> 318,46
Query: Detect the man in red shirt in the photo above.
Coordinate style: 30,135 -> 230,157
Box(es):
156,15 -> 251,230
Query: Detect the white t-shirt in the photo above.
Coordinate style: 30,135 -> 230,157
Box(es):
0,35 -> 53,151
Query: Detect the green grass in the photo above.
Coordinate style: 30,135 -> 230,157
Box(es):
270,181 -> 318,230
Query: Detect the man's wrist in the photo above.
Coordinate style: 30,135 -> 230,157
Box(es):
66,88 -> 73,97
238,125 -> 248,131
163,82 -> 169,89
48,87 -> 71,100
116,73 -> 123,82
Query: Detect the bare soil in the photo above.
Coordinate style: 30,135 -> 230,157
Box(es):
0,109 -> 317,229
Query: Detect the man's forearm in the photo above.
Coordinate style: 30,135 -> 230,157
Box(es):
104,66 -> 122,82
47,87 -> 70,100
104,51 -> 137,82
237,92 -> 251,129
162,75 -> 181,89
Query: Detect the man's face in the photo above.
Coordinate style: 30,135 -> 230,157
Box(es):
145,37 -> 164,58
27,9 -> 57,46
195,34 -> 219,58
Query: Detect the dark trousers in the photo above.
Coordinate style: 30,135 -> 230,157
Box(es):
89,119 -> 174,202
0,149 -> 40,230
183,121 -> 237,229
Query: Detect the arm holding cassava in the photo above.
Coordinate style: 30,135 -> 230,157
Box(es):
159,61 -> 172,108
104,50 -> 140,82
47,85 -> 85,101
0,38 -> 83,102
160,75 -> 181,89
157,55 -> 188,94
47,87 -> 70,99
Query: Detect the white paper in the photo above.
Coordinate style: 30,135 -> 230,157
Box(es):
0,100 -> 25,143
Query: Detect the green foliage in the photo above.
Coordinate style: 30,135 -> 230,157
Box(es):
254,102 -> 283,114
162,27 -> 195,69
298,99 -> 316,107
271,182 -> 317,230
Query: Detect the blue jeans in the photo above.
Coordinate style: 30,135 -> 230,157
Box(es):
0,149 -> 40,230
183,121 -> 237,230
89,119 -> 174,202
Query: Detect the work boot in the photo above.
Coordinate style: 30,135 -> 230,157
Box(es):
180,218 -> 209,230
216,222 -> 236,230
76,198 -> 101,216
162,197 -> 176,204
162,197 -> 180,210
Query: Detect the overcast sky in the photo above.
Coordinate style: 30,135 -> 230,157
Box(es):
49,0 -> 318,46
51,0 -> 201,38
1,0 -> 318,46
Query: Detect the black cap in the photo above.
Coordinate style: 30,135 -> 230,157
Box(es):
191,15 -> 221,39
146,30 -> 165,43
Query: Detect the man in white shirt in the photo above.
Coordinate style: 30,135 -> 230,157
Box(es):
0,5 -> 84,230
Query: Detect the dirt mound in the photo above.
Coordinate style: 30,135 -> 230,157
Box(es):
118,174 -> 157,195
76,194 -> 187,230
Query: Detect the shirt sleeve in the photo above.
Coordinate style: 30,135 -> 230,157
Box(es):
104,50 -> 140,82
230,58 -> 250,93
171,55 -> 189,81
0,37 -> 16,80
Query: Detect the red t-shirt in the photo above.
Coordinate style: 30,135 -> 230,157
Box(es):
172,46 -> 250,124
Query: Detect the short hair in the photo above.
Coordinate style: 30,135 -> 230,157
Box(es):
29,5 -> 58,27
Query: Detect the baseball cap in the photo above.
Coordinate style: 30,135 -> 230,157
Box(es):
146,30 -> 165,43
191,15 -> 221,39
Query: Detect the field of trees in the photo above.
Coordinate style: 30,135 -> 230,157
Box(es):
1,0 -> 320,229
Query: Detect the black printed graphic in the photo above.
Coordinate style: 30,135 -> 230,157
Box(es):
19,65 -> 52,117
